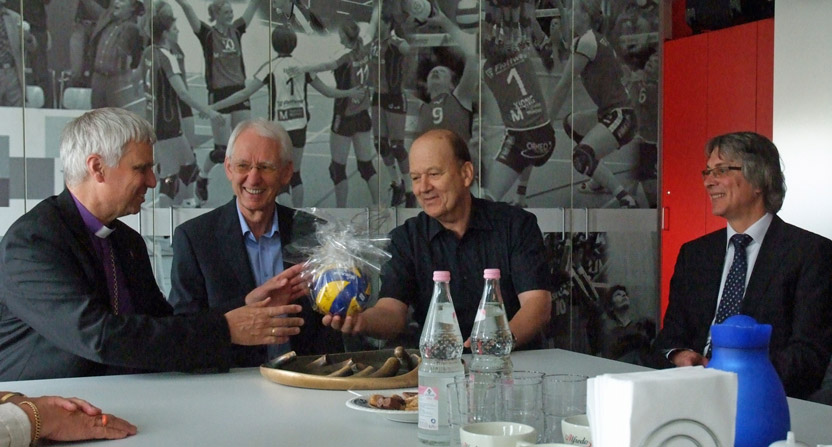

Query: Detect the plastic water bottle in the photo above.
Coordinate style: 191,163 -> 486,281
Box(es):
469,269 -> 514,380
418,271 -> 465,445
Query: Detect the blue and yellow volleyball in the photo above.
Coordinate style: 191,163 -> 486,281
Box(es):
312,267 -> 371,317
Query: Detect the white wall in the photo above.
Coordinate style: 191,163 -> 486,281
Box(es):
773,1 -> 832,240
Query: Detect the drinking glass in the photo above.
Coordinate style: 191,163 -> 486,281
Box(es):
447,376 -> 500,447
542,374 -> 588,443
502,371 -> 545,442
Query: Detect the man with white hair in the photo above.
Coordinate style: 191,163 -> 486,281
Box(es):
169,118 -> 344,366
0,108 -> 305,380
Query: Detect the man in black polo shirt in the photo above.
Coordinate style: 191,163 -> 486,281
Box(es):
323,129 -> 552,348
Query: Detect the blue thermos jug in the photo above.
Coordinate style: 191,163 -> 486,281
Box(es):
708,315 -> 790,447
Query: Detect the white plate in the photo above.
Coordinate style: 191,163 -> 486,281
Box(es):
345,391 -> 418,423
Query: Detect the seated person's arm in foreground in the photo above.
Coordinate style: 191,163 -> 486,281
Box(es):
169,226 -> 306,345
506,211 -> 553,348
649,243 -> 707,368
510,289 -> 552,348
0,394 -> 135,444
322,297 -> 408,340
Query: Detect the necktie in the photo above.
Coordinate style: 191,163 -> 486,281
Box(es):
715,234 -> 753,323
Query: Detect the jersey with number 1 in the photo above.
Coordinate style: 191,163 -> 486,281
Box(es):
254,57 -> 311,131
482,47 -> 548,130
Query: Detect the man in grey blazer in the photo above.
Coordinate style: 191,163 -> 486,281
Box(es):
168,118 -> 343,367
0,108 -> 305,381
650,131 -> 832,399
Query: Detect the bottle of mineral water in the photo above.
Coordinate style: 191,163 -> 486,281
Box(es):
418,271 -> 465,445
469,268 -> 514,380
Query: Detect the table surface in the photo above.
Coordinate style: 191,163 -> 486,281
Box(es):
1,349 -> 830,446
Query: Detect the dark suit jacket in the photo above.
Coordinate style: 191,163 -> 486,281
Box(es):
650,215 -> 832,399
168,198 -> 343,367
0,190 -> 233,380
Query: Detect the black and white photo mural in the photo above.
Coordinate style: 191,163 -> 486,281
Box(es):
2,1 -> 661,362
1,0 -> 659,211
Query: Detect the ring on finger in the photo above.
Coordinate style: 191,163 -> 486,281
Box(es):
271,327 -> 276,336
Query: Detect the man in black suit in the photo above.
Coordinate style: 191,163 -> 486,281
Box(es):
168,118 -> 343,367
0,108 -> 305,381
650,131 -> 832,399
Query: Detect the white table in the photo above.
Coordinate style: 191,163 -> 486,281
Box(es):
2,349 -> 830,446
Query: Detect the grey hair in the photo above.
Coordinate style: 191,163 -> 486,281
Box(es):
225,118 -> 292,165
61,108 -> 156,187
705,131 -> 786,213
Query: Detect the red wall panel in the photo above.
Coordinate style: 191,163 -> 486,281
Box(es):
660,20 -> 774,322
756,19 -> 775,138
660,34 -> 709,323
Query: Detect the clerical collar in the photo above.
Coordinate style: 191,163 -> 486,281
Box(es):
70,192 -> 115,239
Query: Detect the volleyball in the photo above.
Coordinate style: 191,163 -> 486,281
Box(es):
312,266 -> 371,317
405,0 -> 433,22
456,0 -> 480,33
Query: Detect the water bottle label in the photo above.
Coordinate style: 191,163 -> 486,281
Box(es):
474,308 -> 486,322
418,385 -> 440,430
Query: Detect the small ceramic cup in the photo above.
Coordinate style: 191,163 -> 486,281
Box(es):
460,422 -> 537,447
561,414 -> 592,446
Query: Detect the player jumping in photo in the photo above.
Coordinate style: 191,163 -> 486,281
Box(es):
414,6 -> 477,194
481,1 -> 556,205
548,0 -> 638,208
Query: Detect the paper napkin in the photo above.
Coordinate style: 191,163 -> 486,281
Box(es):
587,367 -> 737,447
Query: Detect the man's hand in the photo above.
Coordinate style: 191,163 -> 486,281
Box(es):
29,396 -> 137,442
320,298 -> 408,340
670,349 -> 709,367
244,264 -> 308,306
321,313 -> 364,335
225,299 -> 304,346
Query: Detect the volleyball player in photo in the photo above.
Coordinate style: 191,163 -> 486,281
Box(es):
174,0 -> 259,202
480,0 -> 556,206
209,26 -> 364,207
548,0 -> 638,208
142,11 -> 224,207
288,20 -> 379,208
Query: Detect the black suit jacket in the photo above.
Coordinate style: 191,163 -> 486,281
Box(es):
168,198 -> 343,367
0,190 -> 233,380
651,215 -> 832,398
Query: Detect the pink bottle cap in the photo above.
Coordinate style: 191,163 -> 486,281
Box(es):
433,271 -> 451,282
483,269 -> 501,279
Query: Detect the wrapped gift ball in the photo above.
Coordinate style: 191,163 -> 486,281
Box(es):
312,266 -> 371,317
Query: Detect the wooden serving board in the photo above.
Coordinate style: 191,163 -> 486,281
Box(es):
259,347 -> 420,390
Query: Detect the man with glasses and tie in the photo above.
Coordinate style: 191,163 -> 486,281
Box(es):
168,118 -> 343,367
649,131 -> 832,400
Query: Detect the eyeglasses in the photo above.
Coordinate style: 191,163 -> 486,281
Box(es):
701,166 -> 742,179
230,160 -> 279,175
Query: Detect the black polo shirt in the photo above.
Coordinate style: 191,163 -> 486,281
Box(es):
379,197 -> 552,341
